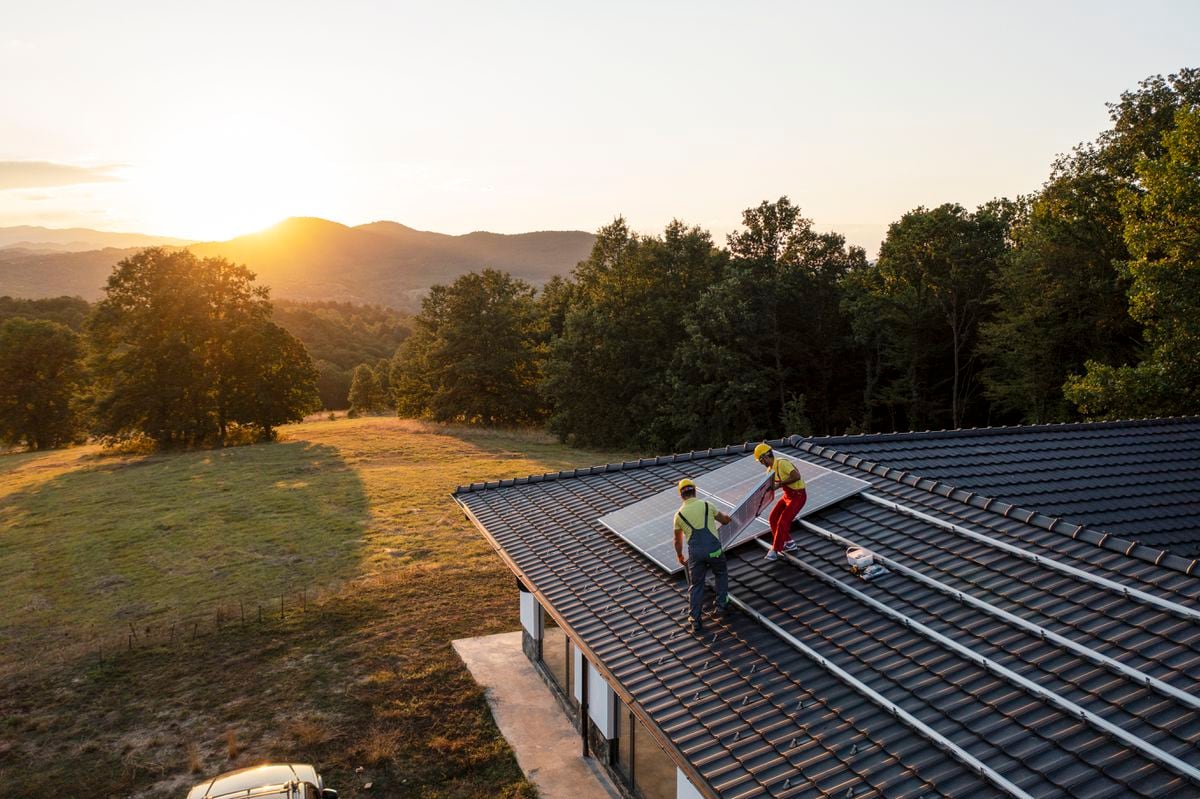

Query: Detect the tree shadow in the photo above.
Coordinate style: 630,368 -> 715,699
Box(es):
0,440 -> 369,672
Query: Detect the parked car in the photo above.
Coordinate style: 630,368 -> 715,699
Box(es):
187,763 -> 338,799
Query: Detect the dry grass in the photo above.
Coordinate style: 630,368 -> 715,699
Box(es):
0,417 -> 636,798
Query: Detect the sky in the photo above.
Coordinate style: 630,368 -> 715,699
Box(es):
2,1 -> 1198,255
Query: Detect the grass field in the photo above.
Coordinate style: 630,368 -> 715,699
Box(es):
0,417 -> 637,798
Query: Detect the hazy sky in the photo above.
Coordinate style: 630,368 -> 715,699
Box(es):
2,1 -> 1198,254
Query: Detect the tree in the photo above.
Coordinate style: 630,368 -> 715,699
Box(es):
1066,106 -> 1200,417
225,321 -> 320,440
0,296 -> 92,331
850,203 -> 1010,431
88,248 -> 316,446
315,360 -> 352,410
373,358 -> 394,408
0,318 -> 86,449
979,70 -> 1200,424
542,219 -> 726,448
391,269 -> 543,425
979,179 -> 1139,423
666,199 -> 866,446
348,363 -> 386,415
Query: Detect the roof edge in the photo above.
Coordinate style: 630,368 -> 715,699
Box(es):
806,415 -> 1200,447
795,437 -> 1200,579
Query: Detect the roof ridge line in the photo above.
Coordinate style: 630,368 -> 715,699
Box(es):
452,437 -> 792,496
793,438 -> 1200,579
803,415 -> 1200,446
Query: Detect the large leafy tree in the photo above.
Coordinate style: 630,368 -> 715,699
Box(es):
1066,106 -> 1200,417
980,69 -> 1200,423
89,248 -> 317,445
0,318 -> 87,449
391,269 -> 542,425
225,321 -> 320,440
848,202 -> 1010,431
979,177 -> 1138,423
667,198 -> 866,446
542,219 -> 726,448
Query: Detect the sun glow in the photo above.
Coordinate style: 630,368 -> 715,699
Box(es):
132,114 -> 334,241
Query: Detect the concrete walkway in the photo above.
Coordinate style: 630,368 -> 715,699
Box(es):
453,631 -> 621,799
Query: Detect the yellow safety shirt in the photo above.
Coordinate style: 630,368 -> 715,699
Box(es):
673,497 -> 719,541
771,458 -> 806,490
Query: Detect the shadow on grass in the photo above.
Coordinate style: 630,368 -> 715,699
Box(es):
0,440 -> 369,674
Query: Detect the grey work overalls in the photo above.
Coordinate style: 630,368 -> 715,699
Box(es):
676,499 -> 729,623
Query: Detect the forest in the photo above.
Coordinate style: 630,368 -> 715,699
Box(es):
389,70 -> 1200,449
0,70 -> 1196,452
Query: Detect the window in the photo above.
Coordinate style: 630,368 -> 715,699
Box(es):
632,710 -> 676,799
541,606 -> 569,695
566,641 -> 577,708
615,699 -> 633,783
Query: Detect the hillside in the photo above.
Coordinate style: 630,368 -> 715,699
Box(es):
0,225 -> 191,252
0,219 -> 595,310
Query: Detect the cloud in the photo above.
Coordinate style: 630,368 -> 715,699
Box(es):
0,161 -> 123,190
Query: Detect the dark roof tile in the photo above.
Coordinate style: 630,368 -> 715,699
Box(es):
456,426 -> 1200,798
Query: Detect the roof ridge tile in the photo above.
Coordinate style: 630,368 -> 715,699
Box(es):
805,415 -> 1200,447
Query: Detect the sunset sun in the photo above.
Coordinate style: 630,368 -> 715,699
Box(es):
137,115 -> 328,241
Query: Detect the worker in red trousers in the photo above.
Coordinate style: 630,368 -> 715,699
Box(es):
754,443 -> 807,561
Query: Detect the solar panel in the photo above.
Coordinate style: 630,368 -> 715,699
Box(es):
597,453 -> 871,573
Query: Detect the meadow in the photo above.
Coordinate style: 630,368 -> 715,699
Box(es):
0,417 -> 635,798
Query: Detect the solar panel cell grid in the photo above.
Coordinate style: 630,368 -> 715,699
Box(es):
598,455 -> 870,573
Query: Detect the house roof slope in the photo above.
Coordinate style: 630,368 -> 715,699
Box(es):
455,438 -> 1200,798
808,417 -> 1200,555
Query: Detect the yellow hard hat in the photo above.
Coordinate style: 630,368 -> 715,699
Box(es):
754,443 -> 772,460
677,478 -> 696,494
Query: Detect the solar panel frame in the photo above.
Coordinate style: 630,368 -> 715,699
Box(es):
597,454 -> 871,573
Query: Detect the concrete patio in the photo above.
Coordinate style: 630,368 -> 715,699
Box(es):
453,630 -> 621,799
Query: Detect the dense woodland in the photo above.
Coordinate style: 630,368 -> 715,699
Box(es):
0,69 -> 1197,452
391,70 -> 1200,449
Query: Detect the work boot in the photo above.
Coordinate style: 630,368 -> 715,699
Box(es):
764,550 -> 779,562
784,539 -> 798,553
689,618 -> 705,634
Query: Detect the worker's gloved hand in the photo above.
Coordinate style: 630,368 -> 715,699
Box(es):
676,553 -> 686,566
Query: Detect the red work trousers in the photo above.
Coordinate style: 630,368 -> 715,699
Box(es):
768,487 -> 807,552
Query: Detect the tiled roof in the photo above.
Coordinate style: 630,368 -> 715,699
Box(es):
808,417 -> 1200,556
454,431 -> 1200,799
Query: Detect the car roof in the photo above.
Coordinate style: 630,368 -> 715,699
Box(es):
187,764 -> 319,799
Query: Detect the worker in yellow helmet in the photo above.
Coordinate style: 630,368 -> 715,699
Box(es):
673,478 -> 733,633
754,443 -> 807,561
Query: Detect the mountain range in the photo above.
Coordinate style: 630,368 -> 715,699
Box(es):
0,218 -> 596,310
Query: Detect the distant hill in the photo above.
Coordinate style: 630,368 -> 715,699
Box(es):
0,246 -> 149,299
0,225 -> 191,252
0,219 -> 595,310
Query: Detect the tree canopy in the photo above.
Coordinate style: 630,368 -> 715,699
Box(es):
391,269 -> 543,425
88,248 -> 319,446
0,317 -> 86,449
